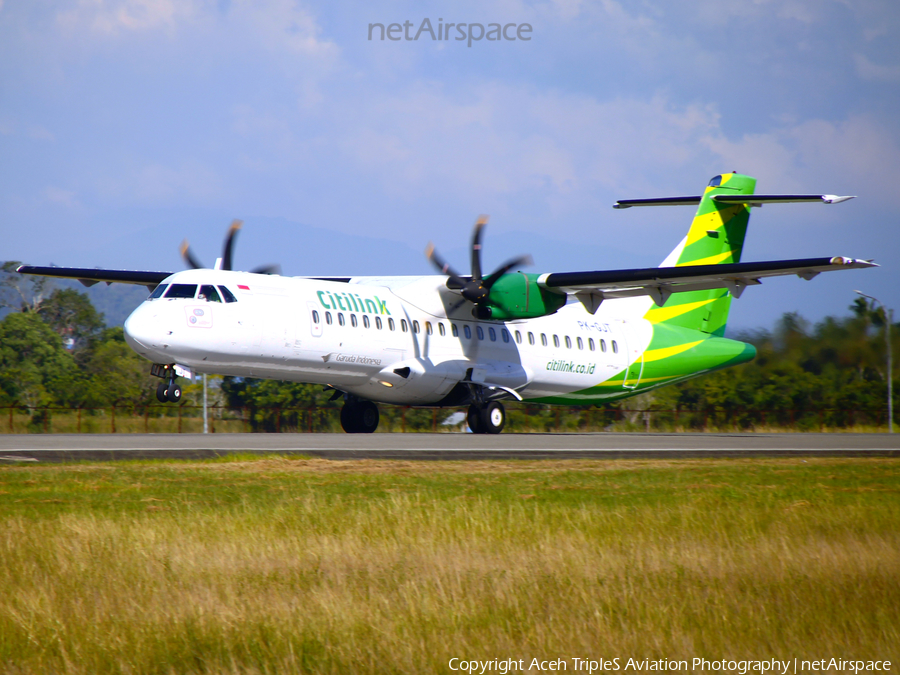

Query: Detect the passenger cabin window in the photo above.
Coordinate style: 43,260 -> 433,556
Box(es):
149,284 -> 167,299
218,286 -> 238,303
612,340 -> 618,353
375,316 -> 382,330
600,339 -> 607,352
488,327 -> 496,342
452,324 -> 459,337
426,321 -> 433,335
476,326 -> 484,340
389,318 -> 395,331
351,314 -> 358,328
553,335 -> 560,348
528,332 -> 535,346
326,312 -> 333,325
502,329 -> 510,343
363,315 -> 370,328
312,310 -> 320,324
588,338 -> 595,351
464,325 -> 472,339
541,333 -> 548,347
577,337 -> 583,350
565,336 -> 572,349
338,313 -> 345,326
199,285 -> 221,302
413,320 -> 420,334
165,284 -> 197,299
515,330 -> 522,344
401,319 -> 408,332
438,323 -> 446,336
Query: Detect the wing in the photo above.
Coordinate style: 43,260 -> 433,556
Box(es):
15,265 -> 172,291
537,257 -> 877,310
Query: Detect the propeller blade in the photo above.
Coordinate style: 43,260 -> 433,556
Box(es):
483,254 -> 534,289
221,219 -> 243,271
470,215 -> 489,281
180,240 -> 205,269
426,242 -> 467,288
249,263 -> 282,276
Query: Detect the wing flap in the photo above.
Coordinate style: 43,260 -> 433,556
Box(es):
712,194 -> 856,206
538,257 -> 877,305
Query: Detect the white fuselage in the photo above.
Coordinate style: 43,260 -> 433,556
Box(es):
123,269 -> 654,405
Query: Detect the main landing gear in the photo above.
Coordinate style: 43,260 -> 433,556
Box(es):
467,401 -> 505,434
340,399 -> 380,433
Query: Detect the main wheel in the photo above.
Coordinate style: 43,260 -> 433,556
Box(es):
156,383 -> 168,403
467,405 -> 484,434
340,403 -> 359,433
166,383 -> 182,403
480,401 -> 505,434
356,401 -> 379,433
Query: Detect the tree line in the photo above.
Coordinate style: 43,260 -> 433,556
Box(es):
1,262 -> 896,431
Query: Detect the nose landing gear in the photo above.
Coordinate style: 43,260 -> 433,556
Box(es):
151,364 -> 182,403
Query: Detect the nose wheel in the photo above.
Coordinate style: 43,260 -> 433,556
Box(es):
156,381 -> 182,403
152,365 -> 183,404
467,401 -> 505,434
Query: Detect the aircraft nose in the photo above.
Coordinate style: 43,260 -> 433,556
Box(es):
124,306 -> 163,357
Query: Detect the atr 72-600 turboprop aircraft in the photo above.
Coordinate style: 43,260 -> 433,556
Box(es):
19,173 -> 875,433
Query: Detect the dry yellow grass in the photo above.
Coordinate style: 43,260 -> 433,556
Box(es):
0,458 -> 898,674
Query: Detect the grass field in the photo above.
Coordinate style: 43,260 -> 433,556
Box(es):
1,457 -> 898,674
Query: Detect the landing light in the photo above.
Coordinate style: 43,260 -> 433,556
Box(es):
379,381 -> 394,388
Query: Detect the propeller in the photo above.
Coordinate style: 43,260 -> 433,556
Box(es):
426,215 -> 533,320
180,219 -> 281,275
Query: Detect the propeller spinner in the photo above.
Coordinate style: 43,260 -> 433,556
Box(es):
180,219 -> 281,275
426,216 -> 533,320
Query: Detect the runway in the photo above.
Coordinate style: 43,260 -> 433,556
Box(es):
1,432 -> 899,462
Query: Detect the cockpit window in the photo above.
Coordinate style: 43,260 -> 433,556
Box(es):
218,286 -> 238,303
148,284 -> 167,299
708,175 -> 722,187
199,285 -> 222,303
164,284 -> 198,299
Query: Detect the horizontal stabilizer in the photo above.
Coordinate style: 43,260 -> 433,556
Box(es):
16,265 -> 172,291
614,194 -> 854,208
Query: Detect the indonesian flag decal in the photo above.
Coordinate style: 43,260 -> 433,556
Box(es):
237,284 -> 251,293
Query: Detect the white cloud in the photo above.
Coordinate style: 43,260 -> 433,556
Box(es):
854,53 -> 900,82
702,114 -> 899,195
56,0 -> 197,35
44,187 -> 80,208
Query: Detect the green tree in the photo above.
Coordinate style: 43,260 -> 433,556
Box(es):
0,311 -> 77,408
79,328 -> 157,408
37,288 -> 105,351
0,261 -> 55,312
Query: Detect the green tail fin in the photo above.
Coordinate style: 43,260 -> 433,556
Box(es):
645,173 -> 757,336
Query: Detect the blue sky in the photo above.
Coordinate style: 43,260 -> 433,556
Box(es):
2,0 -> 898,330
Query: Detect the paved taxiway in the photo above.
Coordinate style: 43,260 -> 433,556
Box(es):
1,433 -> 899,462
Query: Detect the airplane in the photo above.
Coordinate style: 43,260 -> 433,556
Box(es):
17,173 -> 875,434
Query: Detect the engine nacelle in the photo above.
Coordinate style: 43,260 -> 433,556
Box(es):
483,273 -> 566,320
